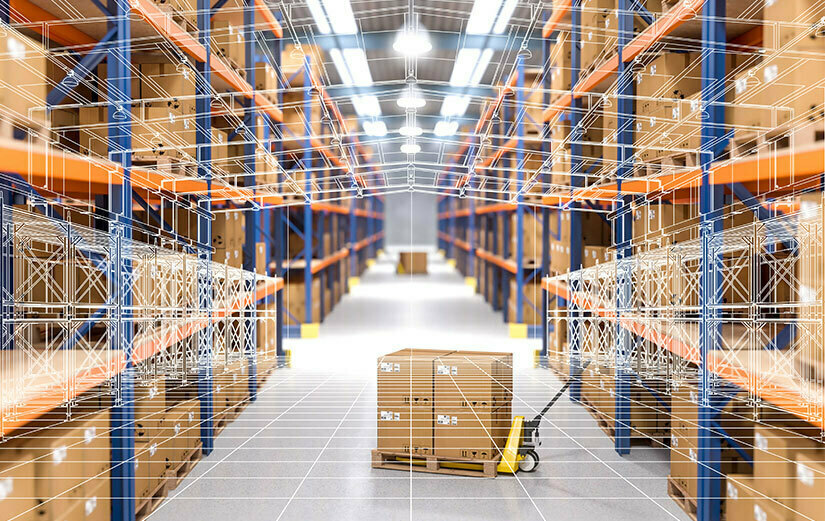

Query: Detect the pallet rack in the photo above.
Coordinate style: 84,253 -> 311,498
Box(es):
441,2 -> 824,521
0,1 -> 383,519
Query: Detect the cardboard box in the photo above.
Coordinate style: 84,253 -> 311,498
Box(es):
0,30 -> 47,124
211,19 -> 245,68
433,351 -> 513,407
398,252 -> 427,274
284,275 -> 321,324
377,349 -> 453,406
763,0 -> 825,51
583,246 -> 612,268
753,424 -> 824,508
507,280 -> 543,325
793,454 -> 825,521
433,405 -> 511,460
635,52 -> 702,114
376,407 -> 433,455
726,474 -> 757,521
796,192 -> 824,378
0,448 -> 36,521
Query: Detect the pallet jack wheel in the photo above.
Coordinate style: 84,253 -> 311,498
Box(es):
519,450 -> 540,472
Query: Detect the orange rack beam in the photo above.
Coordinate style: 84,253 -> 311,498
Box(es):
439,232 -> 518,273
543,0 -> 705,123
0,276 -> 282,437
542,143 -> 825,206
542,0 -> 571,38
354,231 -> 384,252
131,0 -> 283,122
541,277 -> 824,430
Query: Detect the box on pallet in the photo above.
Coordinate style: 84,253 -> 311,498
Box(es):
0,410 -> 111,521
793,192 -> 823,380
752,423 -> 824,514
211,14 -> 245,70
507,279 -> 544,325
398,252 -> 427,274
284,274 -> 321,324
376,349 -> 513,461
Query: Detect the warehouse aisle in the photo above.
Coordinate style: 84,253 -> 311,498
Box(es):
148,252 -> 690,521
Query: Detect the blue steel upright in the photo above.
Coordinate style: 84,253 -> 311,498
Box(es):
242,0 -> 259,399
613,0 -> 636,456
568,0 -> 584,402
196,0 -> 215,456
697,1 -> 726,519
106,0 -> 135,518
303,56 -> 314,323
540,21 -> 551,359
273,14 -> 285,357
514,58 -> 526,325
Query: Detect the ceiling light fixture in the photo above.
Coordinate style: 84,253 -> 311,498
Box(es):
397,91 -> 426,109
393,26 -> 432,56
440,95 -> 471,117
363,120 -> 387,137
343,48 -> 373,87
399,125 -> 423,137
352,95 -> 381,117
329,48 -> 353,85
401,143 -> 421,154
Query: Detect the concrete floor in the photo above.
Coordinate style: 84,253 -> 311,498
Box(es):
148,250 -> 690,521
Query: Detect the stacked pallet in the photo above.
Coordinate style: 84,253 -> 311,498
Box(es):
373,349 -> 513,476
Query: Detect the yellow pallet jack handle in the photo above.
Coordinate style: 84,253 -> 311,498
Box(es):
496,415 -> 525,474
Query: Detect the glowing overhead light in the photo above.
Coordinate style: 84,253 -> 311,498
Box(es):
450,48 -> 481,87
343,48 -> 373,87
393,26 -> 432,56
466,0 -> 502,34
363,120 -> 387,137
306,0 -> 331,34
470,48 -> 494,85
329,48 -> 352,86
352,95 -> 381,117
397,90 -> 426,109
440,95 -> 471,117
434,120 -> 459,137
321,0 -> 357,34
401,143 -> 421,154
493,0 -> 519,34
399,125 -> 423,137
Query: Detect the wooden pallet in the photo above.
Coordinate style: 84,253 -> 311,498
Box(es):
165,443 -> 203,490
372,449 -> 500,478
136,476 -> 169,521
667,476 -> 698,521
581,397 -> 668,446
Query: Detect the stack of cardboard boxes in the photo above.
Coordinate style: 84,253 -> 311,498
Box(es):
725,422 -> 825,521
376,349 -> 512,462
398,252 -> 427,274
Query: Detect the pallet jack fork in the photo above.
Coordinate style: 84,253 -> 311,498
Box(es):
497,360 -> 590,474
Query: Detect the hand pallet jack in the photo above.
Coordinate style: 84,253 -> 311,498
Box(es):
497,361 -> 590,474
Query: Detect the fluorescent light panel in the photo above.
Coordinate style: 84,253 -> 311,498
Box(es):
363,120 -> 387,136
306,0 -> 331,34
434,120 -> 459,137
440,95 -> 471,117
352,95 -> 380,117
466,0 -> 502,35
493,0 -> 519,34
321,0 -> 357,35
470,48 -> 494,85
399,126 -> 423,137
342,48 -> 373,87
329,48 -> 352,86
450,48 -> 481,87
